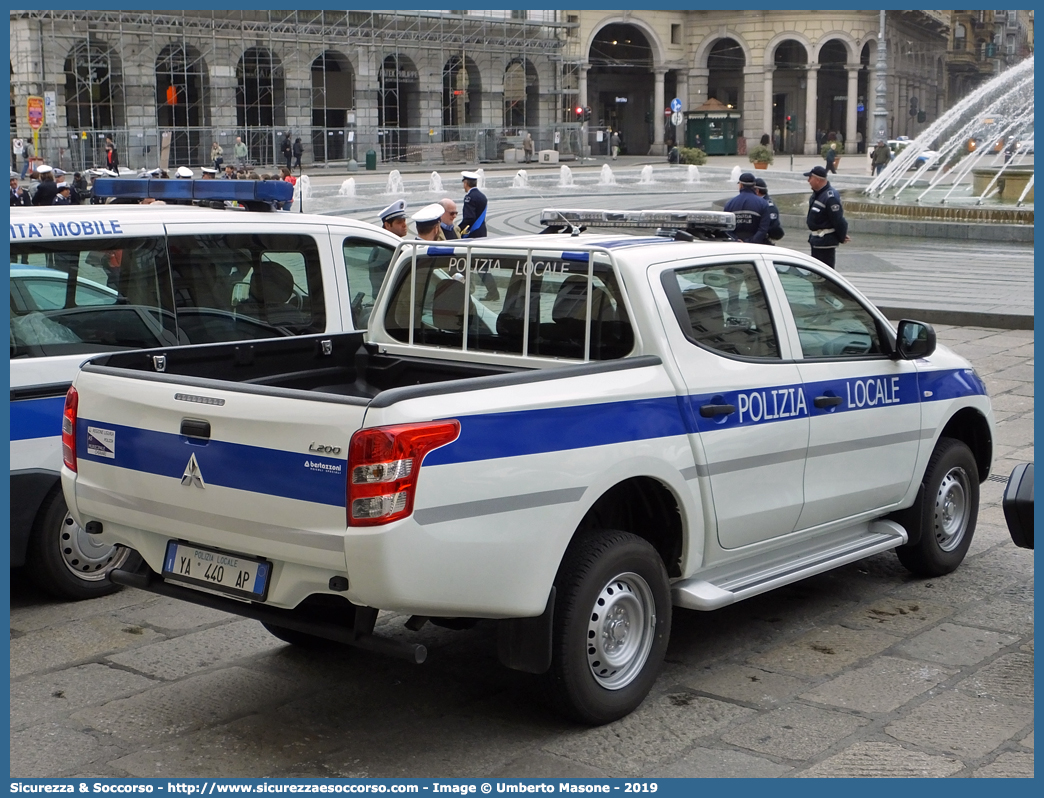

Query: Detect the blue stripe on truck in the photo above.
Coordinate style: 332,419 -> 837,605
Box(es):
10,396 -> 66,441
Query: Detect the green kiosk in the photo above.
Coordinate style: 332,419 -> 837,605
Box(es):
685,98 -> 741,155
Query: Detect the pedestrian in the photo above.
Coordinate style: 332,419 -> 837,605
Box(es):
292,137 -> 303,172
460,170 -> 497,300
522,131 -> 534,164
855,131 -> 863,154
411,203 -> 444,241
871,139 -> 891,176
10,176 -> 31,206
836,130 -> 844,150
20,138 -> 34,179
105,137 -> 119,174
223,164 -> 237,179
815,129 -> 824,149
52,181 -> 73,205
201,167 -> 218,179
70,171 -> 89,205
610,130 -> 621,160
31,165 -> 59,206
753,177 -> 784,244
281,134 -> 292,171
723,172 -> 771,244
438,197 -> 460,240
233,136 -> 248,168
279,166 -> 296,210
211,141 -> 224,170
773,126 -> 781,153
803,165 -> 849,269
825,142 -> 838,174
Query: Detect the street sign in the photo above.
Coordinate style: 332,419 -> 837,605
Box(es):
44,91 -> 57,125
671,111 -> 683,126
27,96 -> 44,131
671,98 -> 682,113
664,107 -> 672,116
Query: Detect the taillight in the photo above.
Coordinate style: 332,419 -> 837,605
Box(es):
62,387 -> 78,472
347,420 -> 460,527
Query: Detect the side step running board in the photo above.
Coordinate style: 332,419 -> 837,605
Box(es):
672,519 -> 907,611
110,566 -> 427,664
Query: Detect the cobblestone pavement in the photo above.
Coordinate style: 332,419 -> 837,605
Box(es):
9,325 -> 1033,778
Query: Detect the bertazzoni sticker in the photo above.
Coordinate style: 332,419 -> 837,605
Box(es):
86,426 -> 116,458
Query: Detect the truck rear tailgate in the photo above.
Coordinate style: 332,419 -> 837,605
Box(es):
68,367 -> 365,572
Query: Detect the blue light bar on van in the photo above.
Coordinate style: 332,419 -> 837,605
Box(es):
540,208 -> 735,231
91,178 -> 293,204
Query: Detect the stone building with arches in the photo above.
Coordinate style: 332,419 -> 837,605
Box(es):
10,10 -> 973,169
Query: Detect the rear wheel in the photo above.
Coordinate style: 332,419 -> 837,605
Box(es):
544,530 -> 671,725
896,437 -> 979,577
26,489 -> 141,600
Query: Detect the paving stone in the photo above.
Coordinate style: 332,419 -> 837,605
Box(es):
490,752 -> 607,778
649,746 -> 792,778
720,703 -> 868,760
890,567 -> 1019,606
116,600 -> 235,632
10,663 -> 156,730
971,751 -> 1035,778
108,712 -> 354,778
885,690 -> 1033,759
954,652 -> 1034,704
840,597 -> 951,634
895,623 -> 1017,667
796,741 -> 963,778
10,616 -> 165,678
680,664 -> 809,708
11,721 -> 128,778
542,692 -> 754,773
801,655 -> 955,714
72,667 -> 303,743
1020,731 -> 1033,750
10,589 -> 159,634
747,625 -> 900,677
953,597 -> 1034,635
106,619 -> 282,680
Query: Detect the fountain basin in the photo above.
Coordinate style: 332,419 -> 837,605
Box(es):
971,167 -> 1034,202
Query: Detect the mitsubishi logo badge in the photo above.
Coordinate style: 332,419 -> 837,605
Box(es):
181,453 -> 205,489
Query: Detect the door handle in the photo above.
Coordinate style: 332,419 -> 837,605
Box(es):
180,419 -> 211,440
814,395 -> 843,408
700,403 -> 736,418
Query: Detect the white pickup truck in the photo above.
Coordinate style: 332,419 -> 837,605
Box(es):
62,209 -> 995,724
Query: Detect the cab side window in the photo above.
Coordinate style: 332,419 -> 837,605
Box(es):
774,262 -> 886,358
664,262 -> 779,359
343,238 -> 395,329
10,238 -> 177,358
167,233 -> 325,343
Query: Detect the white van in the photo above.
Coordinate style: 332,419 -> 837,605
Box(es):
10,179 -> 400,599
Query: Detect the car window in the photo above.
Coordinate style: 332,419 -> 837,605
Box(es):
774,262 -> 886,358
166,233 -> 325,343
343,237 -> 395,329
10,238 -> 177,358
662,261 -> 779,359
383,251 -> 634,360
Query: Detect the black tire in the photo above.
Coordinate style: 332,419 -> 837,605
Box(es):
895,437 -> 979,577
25,488 -> 142,601
261,622 -> 345,650
544,530 -> 671,725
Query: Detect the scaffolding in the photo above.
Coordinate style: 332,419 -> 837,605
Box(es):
9,9 -> 580,171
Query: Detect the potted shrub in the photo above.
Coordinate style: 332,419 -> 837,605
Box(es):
679,147 -> 708,166
748,144 -> 774,169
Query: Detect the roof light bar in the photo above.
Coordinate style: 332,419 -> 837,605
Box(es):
540,208 -> 735,231
91,178 -> 293,204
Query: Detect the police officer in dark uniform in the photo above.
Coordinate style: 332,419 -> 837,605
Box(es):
753,177 -> 784,244
723,172 -> 771,243
460,170 -> 497,300
803,165 -> 850,269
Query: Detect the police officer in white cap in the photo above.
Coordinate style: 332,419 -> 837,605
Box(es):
32,164 -> 59,206
461,170 -> 497,299
175,166 -> 194,179
411,203 -> 445,242
52,181 -> 72,205
201,167 -> 218,179
379,199 -> 408,238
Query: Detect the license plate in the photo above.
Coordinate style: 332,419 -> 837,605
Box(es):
162,540 -> 270,602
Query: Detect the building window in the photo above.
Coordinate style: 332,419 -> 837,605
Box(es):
671,24 -> 682,45
954,23 -> 966,50
64,40 -> 122,131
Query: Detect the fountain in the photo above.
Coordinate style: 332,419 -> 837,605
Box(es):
861,55 -> 1033,223
639,165 -> 655,184
477,168 -> 486,190
385,169 -> 405,194
686,165 -> 701,184
729,165 -> 742,184
512,170 -> 529,189
429,171 -> 443,193
598,164 -> 617,186
558,165 -> 575,187
338,178 -> 356,197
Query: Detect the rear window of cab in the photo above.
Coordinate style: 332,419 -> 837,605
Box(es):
383,250 -> 634,361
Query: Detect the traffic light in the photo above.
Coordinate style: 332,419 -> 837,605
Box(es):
575,106 -> 584,121
917,110 -> 927,123
584,107 -> 592,122
785,115 -> 795,132
909,96 -> 918,117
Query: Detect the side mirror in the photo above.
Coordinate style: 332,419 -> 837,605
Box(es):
894,319 -> 936,360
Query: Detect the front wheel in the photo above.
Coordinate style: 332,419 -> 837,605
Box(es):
895,437 -> 979,577
544,530 -> 671,725
25,488 -> 141,600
